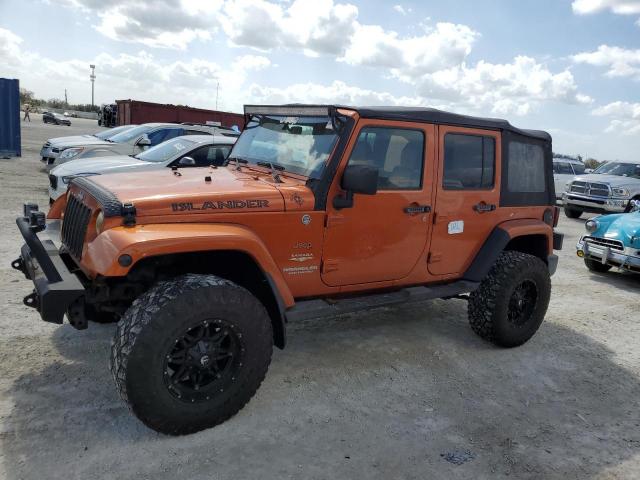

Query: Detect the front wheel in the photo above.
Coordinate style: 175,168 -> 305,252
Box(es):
584,258 -> 612,273
110,274 -> 273,435
564,206 -> 583,219
468,251 -> 551,347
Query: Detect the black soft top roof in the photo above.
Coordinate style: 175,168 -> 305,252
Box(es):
244,104 -> 551,142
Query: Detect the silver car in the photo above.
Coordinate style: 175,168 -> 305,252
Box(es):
48,135 -> 236,201
563,160 -> 640,218
48,123 -> 239,171
40,124 -> 137,167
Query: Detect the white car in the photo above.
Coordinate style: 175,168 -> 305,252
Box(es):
48,135 -> 236,201
47,123 -> 239,171
553,158 -> 586,200
40,124 -> 138,167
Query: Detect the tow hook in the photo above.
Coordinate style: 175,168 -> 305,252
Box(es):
11,257 -> 25,275
23,291 -> 39,310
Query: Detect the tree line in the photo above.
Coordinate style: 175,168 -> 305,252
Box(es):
20,88 -> 100,113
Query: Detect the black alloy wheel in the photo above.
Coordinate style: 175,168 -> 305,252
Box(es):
164,319 -> 244,403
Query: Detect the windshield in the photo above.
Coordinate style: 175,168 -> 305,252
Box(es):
94,125 -> 136,140
594,161 -> 640,179
136,137 -> 197,163
109,125 -> 154,143
229,115 -> 339,178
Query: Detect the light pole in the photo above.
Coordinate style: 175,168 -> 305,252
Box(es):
215,79 -> 219,111
90,64 -> 96,108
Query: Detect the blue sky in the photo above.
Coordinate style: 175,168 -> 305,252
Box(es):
1,0 -> 639,160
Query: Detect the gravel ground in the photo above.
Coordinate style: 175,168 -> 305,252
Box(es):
0,116 -> 639,480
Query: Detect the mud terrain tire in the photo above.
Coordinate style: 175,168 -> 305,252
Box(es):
584,258 -> 612,273
110,274 -> 273,435
468,251 -> 551,347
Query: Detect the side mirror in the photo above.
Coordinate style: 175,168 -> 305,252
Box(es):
333,165 -> 378,209
342,164 -> 378,194
178,156 -> 196,166
137,135 -> 151,147
630,199 -> 640,213
585,168 -> 593,173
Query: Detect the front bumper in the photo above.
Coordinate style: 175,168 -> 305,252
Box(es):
11,207 -> 85,324
576,237 -> 640,272
40,146 -> 59,168
563,193 -> 629,213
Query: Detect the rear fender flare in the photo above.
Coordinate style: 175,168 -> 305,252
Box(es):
463,219 -> 552,282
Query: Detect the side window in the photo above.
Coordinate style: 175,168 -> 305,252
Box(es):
148,128 -> 183,146
443,134 -> 495,190
554,161 -> 573,174
507,142 -> 545,192
348,127 -> 424,190
186,145 -> 232,166
572,163 -> 585,175
187,146 -> 213,166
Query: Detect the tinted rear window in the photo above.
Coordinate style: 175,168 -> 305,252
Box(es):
508,142 -> 545,192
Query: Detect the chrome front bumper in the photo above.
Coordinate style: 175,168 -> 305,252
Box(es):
563,193 -> 628,213
577,237 -> 640,271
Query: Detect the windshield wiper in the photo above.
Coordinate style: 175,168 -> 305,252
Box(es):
226,156 -> 249,171
256,161 -> 285,183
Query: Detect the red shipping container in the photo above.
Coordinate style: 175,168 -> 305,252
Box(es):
116,100 -> 245,129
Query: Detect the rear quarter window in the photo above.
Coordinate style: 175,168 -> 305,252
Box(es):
508,142 -> 545,192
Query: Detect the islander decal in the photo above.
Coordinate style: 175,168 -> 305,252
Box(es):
171,199 -> 270,212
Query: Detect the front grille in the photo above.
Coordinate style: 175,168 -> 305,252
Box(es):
52,147 -> 60,153
61,195 -> 92,258
583,236 -> 624,251
48,174 -> 58,190
570,181 -> 610,197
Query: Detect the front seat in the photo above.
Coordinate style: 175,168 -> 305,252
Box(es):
389,142 -> 422,189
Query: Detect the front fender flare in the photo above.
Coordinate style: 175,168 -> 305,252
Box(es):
82,223 -> 295,308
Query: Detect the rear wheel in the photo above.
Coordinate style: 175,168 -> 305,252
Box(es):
584,258 -> 612,273
564,206 -> 583,219
468,251 -> 551,347
110,274 -> 273,435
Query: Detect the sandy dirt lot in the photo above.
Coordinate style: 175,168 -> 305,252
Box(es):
0,116 -> 638,479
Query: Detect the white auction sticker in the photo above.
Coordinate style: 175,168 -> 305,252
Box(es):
448,220 -> 464,234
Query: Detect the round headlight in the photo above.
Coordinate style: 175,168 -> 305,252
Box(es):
95,211 -> 105,234
585,219 -> 598,233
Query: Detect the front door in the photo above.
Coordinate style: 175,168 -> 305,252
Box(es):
427,126 -> 501,276
321,121 -> 435,286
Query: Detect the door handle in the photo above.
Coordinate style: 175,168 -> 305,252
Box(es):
473,202 -> 496,213
404,204 -> 431,214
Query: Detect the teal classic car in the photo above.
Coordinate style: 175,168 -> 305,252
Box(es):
577,200 -> 640,273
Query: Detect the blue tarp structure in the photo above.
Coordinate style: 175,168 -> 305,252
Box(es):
0,78 -> 21,158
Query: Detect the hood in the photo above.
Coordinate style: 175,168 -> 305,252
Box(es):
80,166 -> 315,217
48,134 -> 96,145
51,156 -> 151,177
592,212 -> 640,248
56,138 -> 112,149
572,173 -> 640,188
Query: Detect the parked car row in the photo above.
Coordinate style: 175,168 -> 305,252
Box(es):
40,122 -> 240,203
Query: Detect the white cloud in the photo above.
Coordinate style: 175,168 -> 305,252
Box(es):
406,56 -> 592,116
0,28 -> 270,111
341,22 -> 477,75
246,80 -> 426,107
393,4 -> 411,15
62,0 -> 222,49
572,45 -> 640,79
572,0 -> 640,15
592,101 -> 640,135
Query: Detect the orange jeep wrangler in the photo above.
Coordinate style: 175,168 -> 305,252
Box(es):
13,105 -> 563,435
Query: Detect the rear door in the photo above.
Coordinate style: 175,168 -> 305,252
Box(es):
428,126 -> 501,276
321,121 -> 436,286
